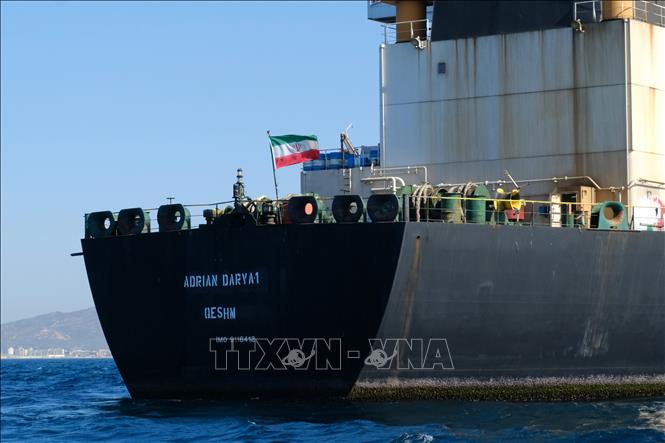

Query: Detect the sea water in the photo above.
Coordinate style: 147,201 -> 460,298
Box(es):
1,359 -> 663,442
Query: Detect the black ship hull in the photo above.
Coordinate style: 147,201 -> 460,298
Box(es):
82,222 -> 665,399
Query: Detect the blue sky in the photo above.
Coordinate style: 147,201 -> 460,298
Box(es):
1,1 -> 381,323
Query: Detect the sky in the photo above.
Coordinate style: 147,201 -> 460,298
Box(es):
1,1 -> 382,323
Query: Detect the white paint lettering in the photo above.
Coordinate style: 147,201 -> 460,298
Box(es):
204,306 -> 237,320
187,272 -> 261,290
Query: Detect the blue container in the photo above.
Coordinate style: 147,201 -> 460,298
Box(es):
327,152 -> 343,169
305,153 -> 326,171
343,155 -> 355,169
368,146 -> 379,165
361,146 -> 380,167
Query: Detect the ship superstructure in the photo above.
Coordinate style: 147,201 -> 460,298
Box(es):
303,0 -> 665,230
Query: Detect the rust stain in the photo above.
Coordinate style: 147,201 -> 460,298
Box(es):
399,234 -> 421,342
473,37 -> 478,95
391,233 -> 422,376
499,33 -> 510,160
576,233 -> 622,358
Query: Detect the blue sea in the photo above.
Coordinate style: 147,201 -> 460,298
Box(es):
1,359 -> 663,442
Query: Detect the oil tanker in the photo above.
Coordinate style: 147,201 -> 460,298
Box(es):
80,1 -> 665,400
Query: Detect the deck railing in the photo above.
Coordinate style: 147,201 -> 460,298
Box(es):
574,0 -> 665,26
574,0 -> 604,23
95,196 -> 664,234
632,0 -> 665,25
382,19 -> 431,45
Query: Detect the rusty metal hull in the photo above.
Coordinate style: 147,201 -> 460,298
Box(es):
359,223 -> 665,385
82,222 -> 665,399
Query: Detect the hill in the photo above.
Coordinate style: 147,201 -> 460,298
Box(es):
1,308 -> 108,354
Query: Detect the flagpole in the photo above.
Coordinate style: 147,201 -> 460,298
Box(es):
267,130 -> 280,201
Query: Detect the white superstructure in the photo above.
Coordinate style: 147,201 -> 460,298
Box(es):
302,1 -> 664,221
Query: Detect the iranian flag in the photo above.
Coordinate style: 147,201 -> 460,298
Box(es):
269,134 -> 320,169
